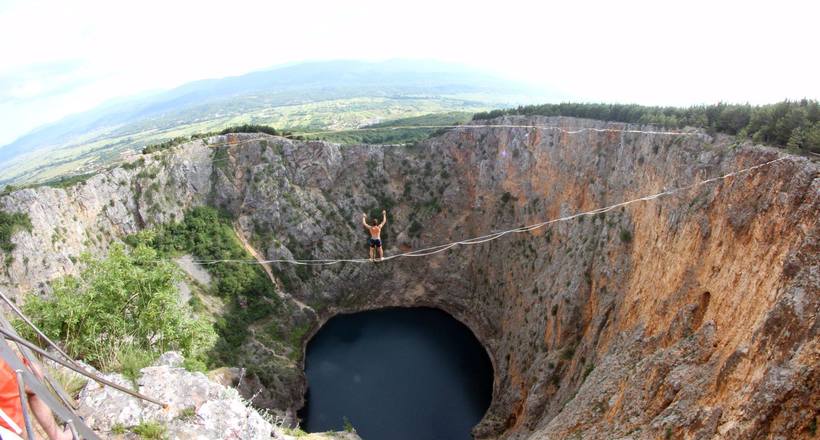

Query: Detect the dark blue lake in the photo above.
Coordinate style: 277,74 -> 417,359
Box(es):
299,307 -> 494,440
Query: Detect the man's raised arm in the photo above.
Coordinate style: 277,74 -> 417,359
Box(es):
379,210 -> 387,227
362,213 -> 369,228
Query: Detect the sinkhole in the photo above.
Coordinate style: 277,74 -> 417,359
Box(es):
299,307 -> 494,440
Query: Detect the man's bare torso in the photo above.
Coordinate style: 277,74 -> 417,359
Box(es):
368,225 -> 382,239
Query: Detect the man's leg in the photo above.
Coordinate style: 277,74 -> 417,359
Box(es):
28,393 -> 70,440
378,245 -> 383,260
369,246 -> 374,261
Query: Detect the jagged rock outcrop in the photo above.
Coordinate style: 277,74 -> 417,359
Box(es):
1,117 -> 817,439
75,351 -> 360,440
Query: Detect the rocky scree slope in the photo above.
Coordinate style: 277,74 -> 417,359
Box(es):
0,116 -> 817,439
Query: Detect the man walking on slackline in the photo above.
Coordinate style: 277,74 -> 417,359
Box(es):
362,210 -> 387,262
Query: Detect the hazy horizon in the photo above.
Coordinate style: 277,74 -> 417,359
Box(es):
1,0 -> 818,146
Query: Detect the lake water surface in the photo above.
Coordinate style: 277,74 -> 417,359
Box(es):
300,307 -> 493,440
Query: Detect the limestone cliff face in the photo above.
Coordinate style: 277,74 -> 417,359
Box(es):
1,117 -> 817,439
0,142 -> 212,301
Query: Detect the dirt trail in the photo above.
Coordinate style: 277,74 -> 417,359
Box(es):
233,225 -> 314,313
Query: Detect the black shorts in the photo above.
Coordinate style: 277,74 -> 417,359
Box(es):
368,238 -> 382,248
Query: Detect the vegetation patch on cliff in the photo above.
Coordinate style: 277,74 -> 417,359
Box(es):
18,244 -> 216,372
126,206 -> 290,365
0,210 -> 32,258
474,100 -> 820,152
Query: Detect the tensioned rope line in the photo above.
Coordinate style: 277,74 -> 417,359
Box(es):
191,155 -> 790,266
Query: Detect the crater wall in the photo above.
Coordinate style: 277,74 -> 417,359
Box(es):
1,117 -> 816,439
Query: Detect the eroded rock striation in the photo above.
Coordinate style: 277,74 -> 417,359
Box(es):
1,117 -> 817,439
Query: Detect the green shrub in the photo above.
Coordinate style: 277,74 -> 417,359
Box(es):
136,168 -> 158,179
408,219 -> 423,237
19,244 -> 216,371
122,157 -> 145,170
42,173 -> 96,189
126,206 -> 281,364
142,137 -> 189,155
343,416 -> 356,433
1,185 -> 17,196
619,228 -> 633,244
582,363 -> 595,381
176,407 -> 196,421
219,124 -> 279,136
131,421 -> 166,440
119,347 -> 155,383
561,344 -> 576,360
0,210 -> 32,254
501,192 -> 517,204
188,294 -> 205,314
46,365 -> 88,399
182,357 -> 208,373
283,427 -> 308,437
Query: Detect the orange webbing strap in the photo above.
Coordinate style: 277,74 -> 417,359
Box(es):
0,316 -> 77,410
0,338 -> 99,440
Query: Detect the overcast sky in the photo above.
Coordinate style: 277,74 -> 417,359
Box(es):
0,0 -> 817,146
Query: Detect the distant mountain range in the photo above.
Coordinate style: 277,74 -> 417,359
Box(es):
0,60 -> 556,185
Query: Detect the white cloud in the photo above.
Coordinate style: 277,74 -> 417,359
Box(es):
0,0 -> 818,145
